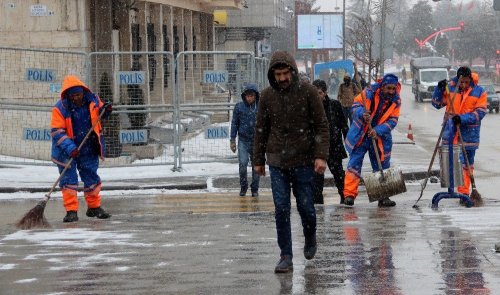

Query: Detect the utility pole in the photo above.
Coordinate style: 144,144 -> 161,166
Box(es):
379,0 -> 386,77
342,0 -> 346,59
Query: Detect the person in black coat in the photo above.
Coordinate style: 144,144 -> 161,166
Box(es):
312,79 -> 349,204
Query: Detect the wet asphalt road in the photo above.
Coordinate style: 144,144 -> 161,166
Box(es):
1,184 -> 500,295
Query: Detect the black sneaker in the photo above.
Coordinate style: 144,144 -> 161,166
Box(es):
251,191 -> 259,197
274,255 -> 293,273
378,198 -> 396,207
63,211 -> 79,223
340,195 -> 345,204
304,234 -> 317,260
86,207 -> 111,219
239,188 -> 247,197
344,196 -> 355,206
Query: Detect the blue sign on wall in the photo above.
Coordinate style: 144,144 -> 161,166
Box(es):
23,128 -> 51,141
203,70 -> 228,84
119,129 -> 148,144
25,68 -> 56,82
204,126 -> 229,139
116,71 -> 145,85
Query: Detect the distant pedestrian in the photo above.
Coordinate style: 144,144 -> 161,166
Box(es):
230,83 -> 260,197
401,67 -> 407,84
312,79 -> 349,205
343,73 -> 401,207
337,75 -> 361,125
50,75 -> 113,222
253,51 -> 330,273
354,70 -> 367,90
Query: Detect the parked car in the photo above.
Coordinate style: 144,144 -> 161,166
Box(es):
480,84 -> 499,114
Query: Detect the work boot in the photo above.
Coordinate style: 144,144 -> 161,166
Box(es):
340,194 -> 345,204
274,255 -> 293,273
239,188 -> 247,197
304,234 -> 317,260
63,211 -> 79,223
86,207 -> 111,219
344,196 -> 355,206
251,191 -> 259,197
378,198 -> 396,207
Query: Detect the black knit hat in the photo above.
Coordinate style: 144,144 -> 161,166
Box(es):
457,66 -> 472,79
312,79 -> 327,92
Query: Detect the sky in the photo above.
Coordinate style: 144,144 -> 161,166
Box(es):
315,0 -> 437,12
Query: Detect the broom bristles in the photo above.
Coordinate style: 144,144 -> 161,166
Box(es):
470,190 -> 483,207
16,201 -> 51,230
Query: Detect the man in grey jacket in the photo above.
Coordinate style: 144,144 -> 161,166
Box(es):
253,51 -> 330,273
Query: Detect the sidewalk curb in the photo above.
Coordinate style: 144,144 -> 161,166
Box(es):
0,170 -> 439,194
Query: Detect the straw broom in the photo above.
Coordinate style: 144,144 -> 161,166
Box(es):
16,108 -> 107,229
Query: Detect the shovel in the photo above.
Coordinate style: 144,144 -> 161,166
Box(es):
359,92 -> 406,202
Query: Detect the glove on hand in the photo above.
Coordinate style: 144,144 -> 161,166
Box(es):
452,115 -> 461,126
437,79 -> 447,91
69,148 -> 80,158
362,112 -> 371,124
230,140 -> 236,153
103,102 -> 113,113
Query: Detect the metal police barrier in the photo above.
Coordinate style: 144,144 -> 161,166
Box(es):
255,57 -> 270,91
88,51 -> 176,167
1,49 -> 270,170
173,51 -> 255,170
0,47 -> 87,165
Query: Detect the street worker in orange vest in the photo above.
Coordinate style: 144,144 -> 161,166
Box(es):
50,75 -> 113,222
343,73 -> 401,207
432,66 -> 487,202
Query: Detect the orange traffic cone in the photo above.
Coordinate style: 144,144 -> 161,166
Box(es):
407,123 -> 414,141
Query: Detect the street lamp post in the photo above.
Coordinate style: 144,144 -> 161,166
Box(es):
379,0 -> 386,76
343,0 -> 346,60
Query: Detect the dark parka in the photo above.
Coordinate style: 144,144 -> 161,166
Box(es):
253,51 -> 330,168
323,95 -> 348,160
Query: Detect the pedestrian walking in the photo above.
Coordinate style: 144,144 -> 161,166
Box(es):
337,75 -> 361,125
50,75 -> 113,222
253,51 -> 330,273
343,73 -> 401,207
230,83 -> 260,197
401,66 -> 407,84
311,79 -> 349,205
432,66 -> 486,204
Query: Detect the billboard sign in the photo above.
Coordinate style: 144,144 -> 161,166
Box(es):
296,13 -> 343,50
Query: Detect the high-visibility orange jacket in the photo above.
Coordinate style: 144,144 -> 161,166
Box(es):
432,74 -> 487,149
50,75 -> 106,166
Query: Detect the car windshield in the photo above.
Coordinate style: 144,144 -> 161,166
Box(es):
421,71 -> 448,83
480,85 -> 495,95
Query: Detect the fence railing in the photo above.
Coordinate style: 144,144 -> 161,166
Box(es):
0,47 -> 269,170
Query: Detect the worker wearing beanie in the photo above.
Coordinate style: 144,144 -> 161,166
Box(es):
343,73 -> 402,207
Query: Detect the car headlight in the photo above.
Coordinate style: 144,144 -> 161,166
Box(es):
419,85 -> 427,91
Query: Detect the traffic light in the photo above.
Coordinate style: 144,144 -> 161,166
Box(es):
459,22 -> 465,32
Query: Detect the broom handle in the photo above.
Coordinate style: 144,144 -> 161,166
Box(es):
359,91 -> 385,179
45,107 -> 108,200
